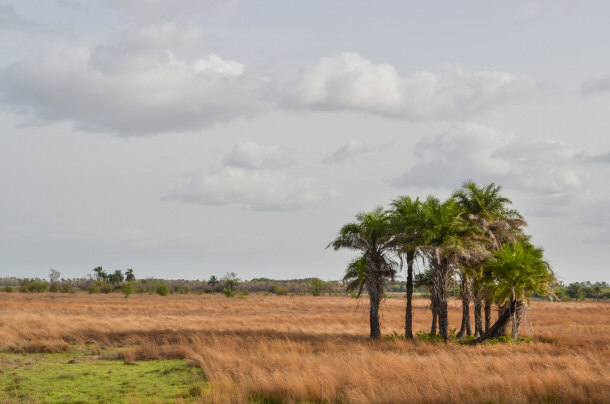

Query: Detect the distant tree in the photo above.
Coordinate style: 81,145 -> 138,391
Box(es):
107,270 -> 124,289
222,272 -> 240,291
49,269 -> 60,283
156,282 -> 169,296
93,266 -> 107,282
310,278 -> 325,296
125,269 -> 135,282
121,282 -> 135,298
208,275 -> 219,291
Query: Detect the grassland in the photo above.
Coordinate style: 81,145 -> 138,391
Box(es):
0,292 -> 608,403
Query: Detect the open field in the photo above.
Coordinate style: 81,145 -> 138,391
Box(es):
1,293 -> 609,403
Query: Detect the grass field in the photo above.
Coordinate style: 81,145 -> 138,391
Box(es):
0,292 -> 608,403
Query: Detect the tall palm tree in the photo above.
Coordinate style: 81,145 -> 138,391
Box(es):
452,181 -> 526,337
328,207 -> 397,339
389,196 -> 423,339
419,196 -> 487,341
475,240 -> 555,342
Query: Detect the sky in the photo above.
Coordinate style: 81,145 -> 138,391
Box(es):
1,0 -> 609,283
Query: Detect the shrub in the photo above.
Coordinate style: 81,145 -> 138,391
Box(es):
3,286 -> 13,293
385,331 -> 406,341
310,278 -> 325,296
223,288 -> 236,298
156,283 -> 169,296
48,282 -> 59,292
121,282 -> 135,298
88,284 -> 100,294
59,283 -> 72,293
100,283 -> 113,294
270,286 -> 288,296
415,331 -> 443,343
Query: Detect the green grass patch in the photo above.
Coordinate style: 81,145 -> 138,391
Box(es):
0,349 -> 204,403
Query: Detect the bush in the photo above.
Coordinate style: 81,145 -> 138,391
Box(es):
269,285 -> 288,296
60,283 -> 72,293
3,286 -> 13,293
100,283 -> 113,294
238,290 -> 250,299
415,331 -> 443,343
156,283 -> 170,296
121,282 -> 135,298
49,282 -> 59,292
310,278 -> 325,296
223,288 -> 236,298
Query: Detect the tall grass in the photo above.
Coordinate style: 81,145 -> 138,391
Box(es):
0,293 -> 608,403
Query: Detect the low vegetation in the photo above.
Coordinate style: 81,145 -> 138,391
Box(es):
0,292 -> 608,403
0,349 -> 203,403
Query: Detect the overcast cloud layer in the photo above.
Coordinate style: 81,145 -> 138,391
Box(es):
1,0 -> 609,283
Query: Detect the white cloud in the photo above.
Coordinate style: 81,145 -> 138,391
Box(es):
322,139 -> 395,164
394,123 -> 589,195
322,140 -> 371,164
223,141 -> 294,169
0,42 -> 263,135
166,167 -> 334,211
586,152 -> 610,163
581,77 -> 610,95
104,0 -> 242,20
166,141 -> 336,211
290,52 -> 537,120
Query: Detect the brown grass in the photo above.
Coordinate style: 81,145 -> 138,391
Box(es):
1,292 -> 608,403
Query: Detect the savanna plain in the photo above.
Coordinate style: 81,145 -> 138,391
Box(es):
1,292 -> 608,403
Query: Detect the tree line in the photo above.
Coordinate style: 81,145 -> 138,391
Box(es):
329,181 -> 559,342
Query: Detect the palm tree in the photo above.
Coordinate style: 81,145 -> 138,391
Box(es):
452,181 -> 526,337
419,196 -> 487,341
329,207 -> 397,339
389,196 -> 423,339
475,240 -> 555,342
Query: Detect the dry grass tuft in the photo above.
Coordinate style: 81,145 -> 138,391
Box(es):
0,292 -> 608,403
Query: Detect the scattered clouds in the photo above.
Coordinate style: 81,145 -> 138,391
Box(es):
517,2 -> 543,19
516,2 -> 565,20
290,52 -> 537,120
103,0 -> 242,20
581,76 -> 610,95
223,141 -> 294,169
586,152 -> 610,163
167,141 -> 336,211
322,139 -> 395,164
394,123 -> 590,196
322,140 -> 372,164
0,39 -> 264,135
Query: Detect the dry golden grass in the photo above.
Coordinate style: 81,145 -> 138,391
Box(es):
1,292 -> 608,403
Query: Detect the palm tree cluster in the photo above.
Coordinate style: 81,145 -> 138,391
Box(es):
329,181 -> 556,342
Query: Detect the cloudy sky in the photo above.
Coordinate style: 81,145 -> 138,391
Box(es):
1,1 -> 609,283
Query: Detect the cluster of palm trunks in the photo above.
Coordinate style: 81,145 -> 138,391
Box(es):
330,181 -> 555,341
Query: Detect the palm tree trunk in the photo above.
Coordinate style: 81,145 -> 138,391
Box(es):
457,275 -> 472,338
438,299 -> 449,340
368,273 -> 383,339
484,297 -> 492,332
430,300 -> 437,334
369,299 -> 381,339
475,299 -> 523,343
474,295 -> 483,337
512,300 -> 525,339
404,251 -> 414,339
432,258 -> 451,341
